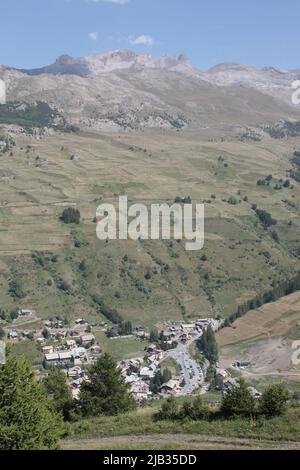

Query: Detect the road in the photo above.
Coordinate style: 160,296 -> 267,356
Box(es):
165,331 -> 205,395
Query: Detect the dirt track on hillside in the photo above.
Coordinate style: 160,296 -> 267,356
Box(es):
62,434 -> 300,450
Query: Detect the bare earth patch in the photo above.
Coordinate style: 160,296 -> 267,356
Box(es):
218,291 -> 300,378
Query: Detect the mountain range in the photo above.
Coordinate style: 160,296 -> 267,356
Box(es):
0,50 -> 300,132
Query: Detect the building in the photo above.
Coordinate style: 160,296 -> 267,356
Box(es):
19,309 -> 33,317
72,347 -> 88,365
147,344 -> 158,354
140,366 -> 155,379
90,345 -> 101,354
160,379 -> 181,395
36,336 -> 45,344
131,381 -> 152,401
234,360 -> 252,368
42,345 -> 54,355
67,366 -> 83,380
66,339 -> 77,349
80,334 -> 95,346
44,352 -> 74,369
124,373 -> 140,384
180,323 -> 195,334
49,329 -> 67,340
8,330 -> 19,339
195,319 -> 210,330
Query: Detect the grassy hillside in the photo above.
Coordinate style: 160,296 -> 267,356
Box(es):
0,128 -> 300,329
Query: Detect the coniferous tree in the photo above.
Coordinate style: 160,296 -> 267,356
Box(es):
197,326 -> 218,364
80,353 -> 135,416
42,368 -> 74,420
0,355 -> 62,450
150,328 -> 159,343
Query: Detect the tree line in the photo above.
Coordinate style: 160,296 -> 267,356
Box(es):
156,379 -> 290,422
224,271 -> 300,327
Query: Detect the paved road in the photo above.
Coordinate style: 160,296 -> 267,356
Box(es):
165,332 -> 205,395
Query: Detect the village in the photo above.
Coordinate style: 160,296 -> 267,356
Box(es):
4,308 -> 250,402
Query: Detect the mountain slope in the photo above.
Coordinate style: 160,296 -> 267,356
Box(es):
1,51 -> 300,132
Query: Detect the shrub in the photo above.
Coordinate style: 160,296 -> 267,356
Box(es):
259,384 -> 290,417
228,196 -> 238,205
255,208 -> 277,228
221,379 -> 257,418
9,278 -> 25,300
180,396 -> 210,420
60,208 -> 80,224
155,397 -> 180,420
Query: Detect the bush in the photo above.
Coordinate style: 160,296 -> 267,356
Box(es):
259,384 -> 290,417
58,281 -> 72,293
10,308 -> 19,320
180,396 -> 210,420
155,397 -> 180,420
9,278 -> 25,300
221,379 -> 257,418
255,208 -> 277,228
92,296 -> 123,324
228,196 -> 238,205
60,208 -> 80,224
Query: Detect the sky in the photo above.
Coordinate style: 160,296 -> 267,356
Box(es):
1,0 -> 300,71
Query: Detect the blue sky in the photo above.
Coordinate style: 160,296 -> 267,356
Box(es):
1,0 -> 300,70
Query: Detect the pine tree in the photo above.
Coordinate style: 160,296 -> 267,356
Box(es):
42,368 -> 74,420
197,326 -> 218,364
150,328 -> 159,343
80,353 -> 135,416
0,355 -> 62,450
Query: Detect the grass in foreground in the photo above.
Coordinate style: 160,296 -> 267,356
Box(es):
63,404 -> 300,444
62,434 -> 297,450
